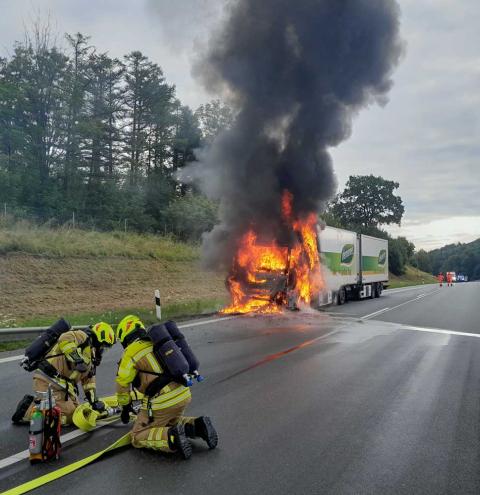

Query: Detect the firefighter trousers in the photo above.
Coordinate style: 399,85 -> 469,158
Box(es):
131,396 -> 196,453
25,376 -> 79,425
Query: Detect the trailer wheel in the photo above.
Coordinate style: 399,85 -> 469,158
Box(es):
337,287 -> 346,305
375,283 -> 383,298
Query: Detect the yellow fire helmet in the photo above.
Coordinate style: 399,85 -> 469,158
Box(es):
116,315 -> 145,346
90,321 -> 115,347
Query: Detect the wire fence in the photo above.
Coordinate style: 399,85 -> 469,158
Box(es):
0,202 -> 178,237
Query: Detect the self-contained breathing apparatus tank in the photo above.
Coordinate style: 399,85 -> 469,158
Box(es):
147,321 -> 203,387
147,323 -> 192,386
28,400 -> 43,463
21,318 -> 72,372
164,320 -> 204,382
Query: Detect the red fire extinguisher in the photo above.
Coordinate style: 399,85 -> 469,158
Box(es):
28,386 -> 62,463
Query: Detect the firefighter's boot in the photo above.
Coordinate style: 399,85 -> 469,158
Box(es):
185,416 -> 218,449
12,394 -> 34,425
168,424 -> 192,460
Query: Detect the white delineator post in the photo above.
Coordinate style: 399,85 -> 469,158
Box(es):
155,289 -> 162,321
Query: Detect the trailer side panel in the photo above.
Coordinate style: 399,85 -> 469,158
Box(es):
360,234 -> 389,284
318,226 -> 359,290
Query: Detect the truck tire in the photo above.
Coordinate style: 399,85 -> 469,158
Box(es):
375,283 -> 383,298
337,287 -> 346,305
352,288 -> 361,301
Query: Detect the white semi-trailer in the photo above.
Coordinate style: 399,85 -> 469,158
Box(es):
316,225 -> 389,306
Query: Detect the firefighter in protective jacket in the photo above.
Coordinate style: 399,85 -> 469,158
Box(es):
115,315 -> 218,459
12,322 -> 115,425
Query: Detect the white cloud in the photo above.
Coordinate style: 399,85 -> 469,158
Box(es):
387,216 -> 480,250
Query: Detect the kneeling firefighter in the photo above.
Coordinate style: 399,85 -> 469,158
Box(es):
12,319 -> 115,425
115,315 -> 218,459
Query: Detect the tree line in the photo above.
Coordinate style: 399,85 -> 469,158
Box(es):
0,27 -> 233,239
414,239 -> 480,281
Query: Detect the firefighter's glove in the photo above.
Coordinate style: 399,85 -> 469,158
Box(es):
121,404 -> 132,424
92,401 -> 106,413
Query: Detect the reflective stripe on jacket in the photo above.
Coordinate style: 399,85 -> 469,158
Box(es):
38,330 -> 96,397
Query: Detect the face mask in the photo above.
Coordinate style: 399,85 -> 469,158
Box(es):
93,347 -> 105,367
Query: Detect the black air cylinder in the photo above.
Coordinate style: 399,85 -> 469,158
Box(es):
164,320 -> 200,375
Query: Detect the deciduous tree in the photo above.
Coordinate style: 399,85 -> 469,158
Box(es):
331,175 -> 404,229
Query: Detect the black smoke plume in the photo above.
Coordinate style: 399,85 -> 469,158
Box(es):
190,0 -> 404,269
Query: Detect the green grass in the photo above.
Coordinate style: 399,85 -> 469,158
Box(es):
388,265 -> 438,289
0,339 -> 32,352
0,221 -> 198,261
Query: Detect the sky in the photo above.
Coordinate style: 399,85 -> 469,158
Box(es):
0,0 -> 478,250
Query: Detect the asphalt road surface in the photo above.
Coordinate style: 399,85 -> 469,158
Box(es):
0,281 -> 479,494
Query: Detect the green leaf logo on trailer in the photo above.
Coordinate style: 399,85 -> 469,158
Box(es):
341,244 -> 355,265
378,249 -> 387,266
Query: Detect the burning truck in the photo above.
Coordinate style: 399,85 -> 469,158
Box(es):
187,0 -> 403,317
222,191 -> 322,314
221,191 -> 389,314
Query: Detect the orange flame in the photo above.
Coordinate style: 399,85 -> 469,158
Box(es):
221,191 -> 323,314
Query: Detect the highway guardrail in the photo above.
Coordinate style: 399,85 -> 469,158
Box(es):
0,325 -> 86,342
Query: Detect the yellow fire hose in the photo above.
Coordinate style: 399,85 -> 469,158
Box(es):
2,393 -> 142,495
2,433 -> 132,495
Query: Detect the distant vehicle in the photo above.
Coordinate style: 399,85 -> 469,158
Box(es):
446,271 -> 456,283
456,273 -> 468,282
316,226 -> 389,306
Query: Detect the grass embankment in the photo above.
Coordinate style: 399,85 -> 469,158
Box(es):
387,265 -> 438,289
0,222 -> 198,260
0,223 -> 227,333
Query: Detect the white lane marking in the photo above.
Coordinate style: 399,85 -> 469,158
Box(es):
385,284 -> 436,294
400,325 -> 480,339
361,308 -> 391,319
362,289 -> 442,319
320,311 -> 361,317
179,315 -> 238,329
0,355 -> 25,364
0,418 -> 117,469
0,315 -> 239,365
